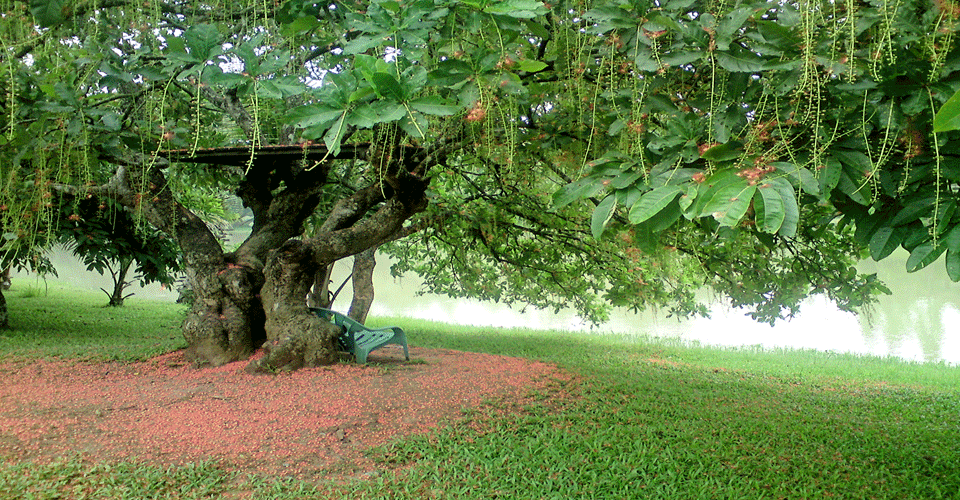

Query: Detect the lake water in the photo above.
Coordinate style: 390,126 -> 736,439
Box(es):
21,248 -> 960,365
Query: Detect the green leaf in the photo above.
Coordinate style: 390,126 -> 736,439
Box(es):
184,25 -> 222,61
286,104 -> 348,129
370,72 -> 405,100
869,226 -> 903,261
934,88 -> 960,133
408,96 -> 460,116
398,110 -> 428,139
819,157 -> 842,195
906,240 -> 946,272
609,171 -> 643,189
772,162 -> 820,197
255,80 -> 283,99
716,46 -> 767,72
707,184 -> 757,227
343,35 -> 387,55
591,195 -> 617,239
753,183 -> 785,234
483,0 -> 548,18
516,60 -> 548,72
678,184 -> 698,217
29,0 -> 64,27
888,197 -> 935,227
205,71 -> 248,89
552,178 -> 604,210
946,249 -> 960,281
281,16 -> 322,37
100,113 -> 122,132
644,200 -> 683,232
771,179 -> 798,237
717,7 -> 757,50
944,224 -> 960,253
700,141 -> 743,161
628,185 -> 682,224
692,170 -> 745,217
347,101 -> 406,128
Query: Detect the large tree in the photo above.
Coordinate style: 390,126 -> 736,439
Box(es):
3,0 -> 954,371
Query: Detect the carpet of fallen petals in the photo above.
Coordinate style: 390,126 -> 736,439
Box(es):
0,346 -> 568,480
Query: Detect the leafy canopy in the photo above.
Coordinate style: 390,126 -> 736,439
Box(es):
6,0 -> 956,324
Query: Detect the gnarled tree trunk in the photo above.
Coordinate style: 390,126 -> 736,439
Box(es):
248,171 -> 428,372
246,240 -> 341,372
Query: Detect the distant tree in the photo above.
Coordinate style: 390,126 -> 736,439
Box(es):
58,198 -> 182,307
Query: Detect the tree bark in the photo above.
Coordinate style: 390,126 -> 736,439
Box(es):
105,256 -> 133,307
305,264 -> 333,309
248,173 -> 428,372
0,287 -> 8,329
246,240 -> 341,372
348,247 -> 376,323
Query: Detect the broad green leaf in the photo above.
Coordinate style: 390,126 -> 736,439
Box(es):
934,200 -> 956,235
591,195 -> 617,239
517,60 -> 548,72
691,170 -> 745,217
281,16 -> 322,37
678,184 -> 698,218
523,19 -> 552,39
705,184 -> 757,227
29,0 -> 64,27
888,196 -> 935,227
483,0 -> 548,18
609,171 -> 643,189
946,249 -> 960,281
944,224 -> 960,252
370,72 -> 405,101
408,96 -> 460,116
716,46 -> 767,72
398,110 -> 428,139
184,25 -> 222,60
629,185 -> 682,224
429,60 -> 475,87
934,88 -> 960,133
551,178 -> 604,210
771,179 -> 798,237
869,226 -> 903,261
717,7 -> 757,50
343,35 -> 386,55
772,162 -> 820,196
644,200 -> 683,232
700,141 -> 743,161
255,80 -> 283,99
347,101 -> 406,128
100,113 -> 122,132
204,71 -> 248,89
818,157 -> 842,195
906,240 -> 946,272
753,183 -> 785,234
286,104 -> 348,129
833,149 -> 873,174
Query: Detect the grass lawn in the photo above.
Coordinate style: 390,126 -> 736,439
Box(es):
1,283 -> 959,499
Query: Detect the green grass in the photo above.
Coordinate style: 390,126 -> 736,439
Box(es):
0,458 -> 232,500
0,281 -> 187,361
2,285 -> 960,499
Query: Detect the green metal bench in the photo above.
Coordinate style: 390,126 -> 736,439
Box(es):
310,307 -> 410,364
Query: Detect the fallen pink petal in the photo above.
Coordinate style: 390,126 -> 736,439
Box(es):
0,346 -> 567,480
